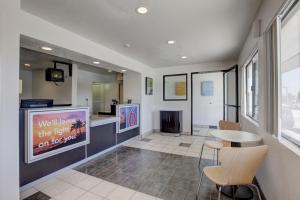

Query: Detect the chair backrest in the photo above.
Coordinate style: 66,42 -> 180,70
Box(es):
219,145 -> 268,185
219,120 -> 241,131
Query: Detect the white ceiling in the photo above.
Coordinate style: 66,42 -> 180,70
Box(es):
20,35 -> 128,74
20,47 -> 114,75
21,0 -> 262,68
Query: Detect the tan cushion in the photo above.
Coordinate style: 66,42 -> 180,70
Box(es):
203,166 -> 228,186
219,120 -> 241,131
205,140 -> 223,149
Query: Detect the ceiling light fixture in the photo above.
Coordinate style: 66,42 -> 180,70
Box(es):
124,43 -> 131,48
93,61 -> 100,64
121,69 -> 127,72
181,56 -> 187,59
108,69 -> 112,73
167,40 -> 176,44
136,6 -> 148,14
24,63 -> 31,67
41,46 -> 53,51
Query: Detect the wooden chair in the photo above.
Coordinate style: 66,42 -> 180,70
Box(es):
196,145 -> 268,200
219,120 -> 241,147
198,120 -> 241,167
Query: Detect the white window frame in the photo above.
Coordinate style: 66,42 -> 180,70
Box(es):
277,0 -> 300,156
243,49 -> 259,124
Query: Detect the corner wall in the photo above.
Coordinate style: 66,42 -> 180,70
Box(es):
0,0 -> 20,199
238,0 -> 300,199
153,62 -> 235,133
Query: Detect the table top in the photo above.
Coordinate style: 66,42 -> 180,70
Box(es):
210,130 -> 262,143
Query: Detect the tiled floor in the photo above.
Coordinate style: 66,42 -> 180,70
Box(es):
20,133 -> 259,200
123,133 -> 217,160
75,146 -> 220,200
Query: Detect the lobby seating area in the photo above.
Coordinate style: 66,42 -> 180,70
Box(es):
1,0 -> 300,200
20,130 -> 265,200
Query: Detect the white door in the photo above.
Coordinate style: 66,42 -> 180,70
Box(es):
193,72 -> 223,128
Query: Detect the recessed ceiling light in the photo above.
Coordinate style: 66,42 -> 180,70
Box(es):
124,43 -> 131,48
121,69 -> 127,72
167,40 -> 176,44
108,69 -> 112,72
93,61 -> 100,64
136,6 -> 148,14
24,63 -> 31,67
181,56 -> 187,59
41,46 -> 52,51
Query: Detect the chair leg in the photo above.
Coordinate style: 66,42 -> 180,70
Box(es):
250,184 -> 262,200
218,186 -> 222,200
196,170 -> 204,200
216,149 -> 219,165
198,144 -> 205,168
213,148 -> 216,165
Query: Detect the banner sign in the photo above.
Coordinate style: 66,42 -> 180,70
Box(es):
117,104 -> 139,133
25,107 -> 90,163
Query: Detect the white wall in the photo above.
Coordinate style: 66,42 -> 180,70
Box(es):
238,0 -> 300,199
0,0 -> 20,199
123,72 -> 142,104
19,69 -> 32,99
153,62 -> 235,133
32,69 -> 72,104
193,72 -> 224,127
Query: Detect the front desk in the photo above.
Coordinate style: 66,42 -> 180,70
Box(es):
19,105 -> 140,186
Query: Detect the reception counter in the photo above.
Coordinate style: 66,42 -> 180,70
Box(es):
19,105 -> 139,186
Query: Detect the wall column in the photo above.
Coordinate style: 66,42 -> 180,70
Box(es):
0,0 -> 20,199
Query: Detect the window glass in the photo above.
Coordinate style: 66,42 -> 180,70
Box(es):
280,1 -> 300,146
245,52 -> 259,121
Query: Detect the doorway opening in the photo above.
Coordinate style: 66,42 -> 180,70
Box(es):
191,65 -> 239,136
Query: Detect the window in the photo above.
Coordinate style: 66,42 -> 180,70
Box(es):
279,0 -> 300,147
245,51 -> 259,121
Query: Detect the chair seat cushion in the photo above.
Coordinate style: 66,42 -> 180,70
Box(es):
203,166 -> 228,186
204,140 -> 223,149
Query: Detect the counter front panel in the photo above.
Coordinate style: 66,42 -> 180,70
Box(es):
19,110 -> 86,186
19,104 -> 140,187
87,122 -> 117,157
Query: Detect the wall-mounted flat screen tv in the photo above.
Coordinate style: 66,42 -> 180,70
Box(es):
45,68 -> 64,82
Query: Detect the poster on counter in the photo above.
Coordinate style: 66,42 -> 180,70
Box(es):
117,104 -> 139,133
25,107 -> 90,163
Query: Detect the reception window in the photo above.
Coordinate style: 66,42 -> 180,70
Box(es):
279,0 -> 300,147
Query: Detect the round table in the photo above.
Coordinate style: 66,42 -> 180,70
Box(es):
210,130 -> 262,145
210,130 -> 262,200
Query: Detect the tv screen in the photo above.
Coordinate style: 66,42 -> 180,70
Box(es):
46,68 -> 64,82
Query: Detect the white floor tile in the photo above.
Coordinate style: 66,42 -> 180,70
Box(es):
34,177 -> 61,191
130,192 -> 157,200
20,187 -> 38,199
77,192 -> 105,200
186,151 -> 200,158
90,180 -> 118,197
56,169 -> 77,180
61,171 -> 89,185
41,179 -> 72,197
75,175 -> 102,190
107,186 -> 136,200
54,186 -> 85,200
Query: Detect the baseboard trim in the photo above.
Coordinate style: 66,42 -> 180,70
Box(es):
141,130 -> 153,137
253,177 -> 267,200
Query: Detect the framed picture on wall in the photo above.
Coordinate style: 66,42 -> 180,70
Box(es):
163,73 -> 188,101
145,77 -> 153,95
201,81 -> 214,96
